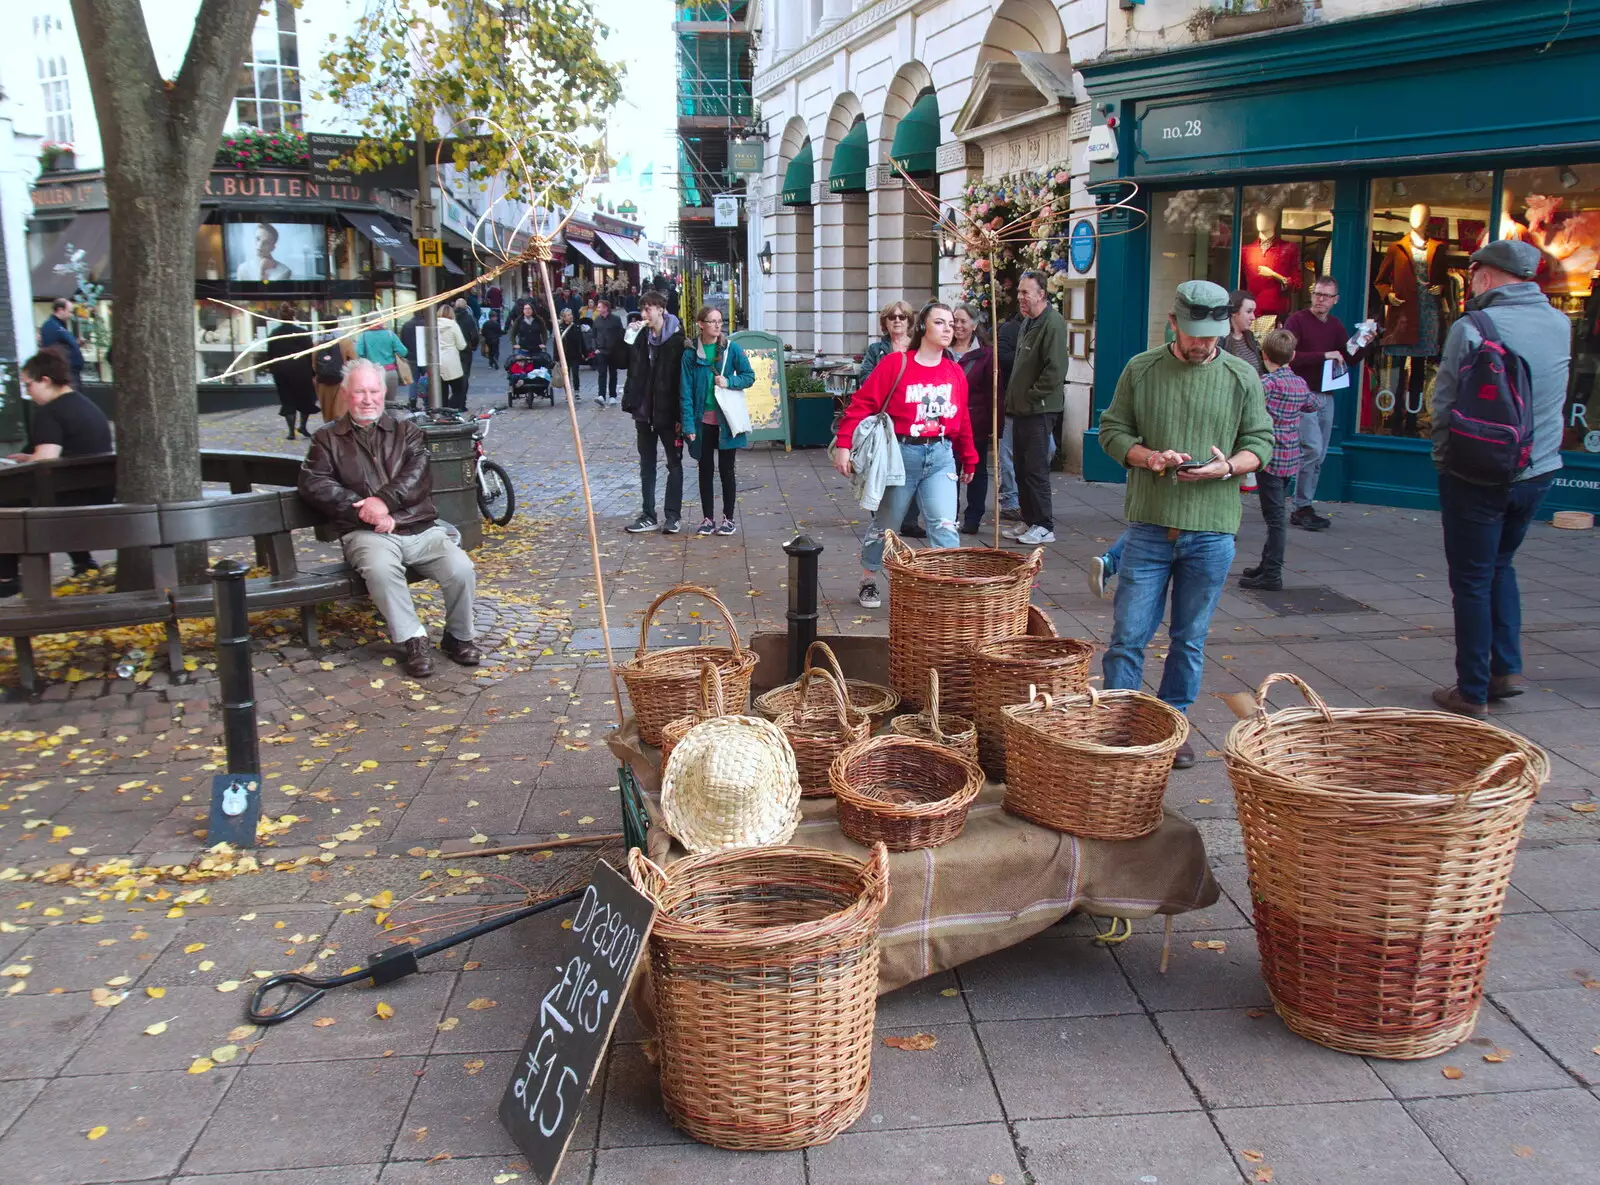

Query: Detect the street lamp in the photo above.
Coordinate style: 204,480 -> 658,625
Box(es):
758,241 -> 774,276
939,211 -> 960,259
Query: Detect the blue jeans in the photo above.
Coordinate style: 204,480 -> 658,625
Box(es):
1103,523 -> 1236,713
862,439 -> 960,572
1103,532 -> 1127,574
1438,472 -> 1552,704
998,420 -> 1019,510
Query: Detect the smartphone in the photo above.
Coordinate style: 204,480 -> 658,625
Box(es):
1175,460 -> 1207,472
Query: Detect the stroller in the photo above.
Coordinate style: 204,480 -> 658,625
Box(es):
505,348 -> 554,408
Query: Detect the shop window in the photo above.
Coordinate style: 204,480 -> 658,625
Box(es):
1240,182 -> 1333,329
196,298 -> 370,386
1501,164 -> 1600,456
223,218 -> 328,283
327,224 -> 374,281
1362,172 -> 1492,439
195,225 -> 225,281
1147,188 -> 1234,349
235,0 -> 302,131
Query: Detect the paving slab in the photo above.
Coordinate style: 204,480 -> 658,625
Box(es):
1491,987 -> 1600,1086
1509,846 -> 1600,911
249,971 -> 455,1063
1211,1099 -> 1462,1185
1016,1112 -> 1245,1185
0,991 -> 106,1079
871,969 -> 969,1028
591,1142 -> 803,1185
810,1122 -> 1023,1185
955,934 -> 1141,1021
1360,1000 -> 1574,1099
978,1015 -> 1201,1119
1113,927 -> 1272,1012
0,1077 -> 43,1139
850,1023 -> 1002,1132
381,1154 -> 590,1185
61,983 -> 267,1076
596,1040 -> 692,1149
1408,1088 -> 1600,1185
1483,913 -> 1600,993
1158,1007 -> 1390,1108
176,1168 -> 382,1185
1550,909 -> 1600,953
391,1050 -> 524,1162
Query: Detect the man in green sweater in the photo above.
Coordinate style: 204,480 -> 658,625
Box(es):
1001,270 -> 1070,546
1098,280 -> 1274,767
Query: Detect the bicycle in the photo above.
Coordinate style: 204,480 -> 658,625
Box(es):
469,409 -> 516,525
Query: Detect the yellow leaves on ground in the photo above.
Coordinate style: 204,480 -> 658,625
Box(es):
188,1057 -> 214,1074
467,997 -> 497,1011
86,1126 -> 108,1141
1571,802 -> 1597,813
1240,1150 -> 1265,1163
1441,1065 -> 1465,1080
375,1001 -> 396,1020
1192,940 -> 1228,952
226,1025 -> 258,1042
882,1033 -> 937,1051
143,1021 -> 168,1036
211,1044 -> 240,1064
357,760 -> 379,772
463,1058 -> 485,1075
184,943 -> 206,954
145,986 -> 165,999
1483,1048 -> 1511,1063
1,963 -> 31,978
215,980 -> 241,993
313,1017 -> 337,1028
437,1017 -> 459,1032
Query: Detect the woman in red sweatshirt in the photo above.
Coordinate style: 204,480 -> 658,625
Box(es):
833,301 -> 977,609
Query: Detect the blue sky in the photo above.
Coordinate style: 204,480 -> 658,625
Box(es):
588,0 -> 678,241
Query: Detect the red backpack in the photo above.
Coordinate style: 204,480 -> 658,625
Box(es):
1444,310 -> 1534,485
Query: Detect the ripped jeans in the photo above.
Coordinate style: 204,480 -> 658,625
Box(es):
861,437 -> 961,572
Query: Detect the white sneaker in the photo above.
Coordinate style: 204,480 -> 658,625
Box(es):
1014,525 -> 1056,545
1001,524 -> 1029,540
1089,555 -> 1112,600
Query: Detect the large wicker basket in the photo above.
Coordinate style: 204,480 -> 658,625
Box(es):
1002,686 -> 1189,840
886,668 -> 978,762
618,584 -> 758,745
969,636 -> 1096,779
659,663 -> 727,770
774,667 -> 870,797
882,531 -> 1041,717
831,735 -> 983,851
1226,673 -> 1549,1060
629,843 -> 889,1150
755,640 -> 900,731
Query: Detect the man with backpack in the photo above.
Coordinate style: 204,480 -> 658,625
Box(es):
1430,239 -> 1570,718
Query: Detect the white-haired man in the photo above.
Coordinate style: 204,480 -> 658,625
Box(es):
299,359 -> 480,677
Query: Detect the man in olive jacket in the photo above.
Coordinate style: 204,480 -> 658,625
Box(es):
1001,271 -> 1070,545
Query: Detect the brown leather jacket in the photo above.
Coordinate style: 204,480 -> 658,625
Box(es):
298,413 -> 436,536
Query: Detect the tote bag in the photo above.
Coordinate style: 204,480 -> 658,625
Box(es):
711,343 -> 752,437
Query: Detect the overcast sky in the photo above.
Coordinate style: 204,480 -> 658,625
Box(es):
588,0 -> 678,242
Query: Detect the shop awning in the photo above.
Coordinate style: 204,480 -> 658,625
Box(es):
891,90 -> 940,177
597,231 -> 651,266
781,140 -> 813,206
29,211 -> 112,299
828,119 -> 868,194
341,212 -> 420,267
569,239 -> 608,266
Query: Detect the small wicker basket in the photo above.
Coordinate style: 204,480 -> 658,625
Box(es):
969,636 -> 1095,779
617,584 -> 758,745
1002,686 -> 1189,840
754,640 -> 899,731
660,714 -> 801,854
659,663 -> 728,770
774,667 -> 870,797
830,734 -> 983,851
886,668 -> 978,762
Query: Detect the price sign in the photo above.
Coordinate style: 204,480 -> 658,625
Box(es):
498,861 -> 655,1184
416,238 -> 443,268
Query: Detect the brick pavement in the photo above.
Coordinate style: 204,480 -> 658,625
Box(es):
0,364 -> 1597,1183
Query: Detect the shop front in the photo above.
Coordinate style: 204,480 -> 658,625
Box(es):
1081,0 -> 1600,516
28,168 -> 423,411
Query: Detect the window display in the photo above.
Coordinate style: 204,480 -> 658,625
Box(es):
1147,188 -> 1233,349
1501,164 -> 1600,456
1241,182 -> 1333,329
1362,173 -> 1491,438
225,220 -> 326,282
196,298 -> 369,385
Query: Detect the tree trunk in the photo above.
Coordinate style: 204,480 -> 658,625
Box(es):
68,0 -> 260,589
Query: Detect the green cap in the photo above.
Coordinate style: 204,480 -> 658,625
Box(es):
1172,279 -> 1231,338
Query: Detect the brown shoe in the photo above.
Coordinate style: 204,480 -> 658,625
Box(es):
1432,686 -> 1486,718
1488,673 -> 1527,701
403,636 -> 435,678
1172,741 -> 1196,770
440,632 -> 481,666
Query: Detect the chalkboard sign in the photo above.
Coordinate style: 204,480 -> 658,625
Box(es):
498,860 -> 656,1184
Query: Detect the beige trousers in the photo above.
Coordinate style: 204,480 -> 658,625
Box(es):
341,523 -> 476,644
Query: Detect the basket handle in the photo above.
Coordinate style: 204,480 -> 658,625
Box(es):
926,668 -> 944,743
697,661 -> 727,716
627,847 -> 669,902
882,529 -> 911,566
635,583 -> 745,660
860,841 -> 891,912
1451,750 -> 1529,804
1253,672 -> 1333,722
802,640 -> 848,689
1027,682 -> 1053,712
798,665 -> 852,729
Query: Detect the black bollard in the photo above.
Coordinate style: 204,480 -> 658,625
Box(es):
206,560 -> 262,848
782,534 -> 824,680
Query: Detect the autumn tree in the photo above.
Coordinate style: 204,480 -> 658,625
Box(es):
67,0 -> 619,588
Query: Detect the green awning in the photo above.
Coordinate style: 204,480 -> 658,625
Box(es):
891,90 -> 940,177
781,140 -> 813,207
828,119 -> 867,194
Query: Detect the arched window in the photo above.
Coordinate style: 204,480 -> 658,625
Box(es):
235,0 -> 303,131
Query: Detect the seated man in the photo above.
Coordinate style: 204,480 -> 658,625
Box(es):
299,358 -> 481,677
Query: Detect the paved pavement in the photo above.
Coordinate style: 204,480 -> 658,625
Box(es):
0,362 -> 1597,1184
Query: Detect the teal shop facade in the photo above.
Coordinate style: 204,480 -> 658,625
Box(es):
1080,0 -> 1600,517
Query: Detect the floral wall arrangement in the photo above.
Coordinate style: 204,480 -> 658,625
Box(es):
958,165 -> 1076,324
217,127 -> 312,172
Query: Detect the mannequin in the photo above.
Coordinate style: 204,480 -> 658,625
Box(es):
1374,202 -> 1448,435
1240,209 -> 1302,321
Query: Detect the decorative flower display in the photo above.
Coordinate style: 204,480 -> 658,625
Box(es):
217,127 -> 312,172
957,165 -> 1076,322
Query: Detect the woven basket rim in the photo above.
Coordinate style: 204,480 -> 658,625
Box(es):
617,645 -> 759,679
883,531 -> 1042,587
1003,687 -> 1189,757
971,635 -> 1096,663
831,736 -> 983,820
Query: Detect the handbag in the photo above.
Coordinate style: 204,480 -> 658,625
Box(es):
395,355 -> 413,386
711,342 -> 752,437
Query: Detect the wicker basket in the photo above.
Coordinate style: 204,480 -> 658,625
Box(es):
1226,673 -> 1549,1060
618,584 -> 759,745
754,640 -> 900,731
629,843 -> 889,1150
1002,686 -> 1189,840
774,667 -> 870,797
970,636 -> 1096,779
882,531 -> 1041,717
830,735 -> 983,851
659,663 -> 728,770
661,714 -> 802,853
886,668 -> 978,762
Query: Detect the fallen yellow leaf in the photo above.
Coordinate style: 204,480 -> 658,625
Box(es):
143,1021 -> 168,1036
882,1033 -> 938,1051
188,1057 -> 214,1074
197,961 -> 215,972
184,943 -> 206,954
1483,1049 -> 1511,1063
313,1017 -> 337,1028
375,1001 -> 395,1020
437,1017 -> 459,1032
215,980 -> 241,993
463,1058 -> 485,1075
226,1025 -> 257,1041
145,987 -> 166,999
1570,802 -> 1597,813
1240,1150 -> 1265,1163
1441,1066 -> 1465,1080
86,1126 -> 108,1141
211,1044 -> 240,1064
467,997 -> 497,1011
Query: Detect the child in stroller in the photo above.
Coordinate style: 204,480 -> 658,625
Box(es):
505,348 -> 554,408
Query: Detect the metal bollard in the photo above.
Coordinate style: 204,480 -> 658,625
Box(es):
206,560 -> 262,847
782,534 -> 824,681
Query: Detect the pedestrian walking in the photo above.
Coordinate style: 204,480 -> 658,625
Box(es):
556,308 -> 586,396
313,325 -> 357,422
592,299 -> 625,405
435,312 -> 470,410
1002,271 -> 1069,546
354,317 -> 409,408
399,310 -> 427,409
995,305 -> 1023,522
1219,290 -> 1265,375
39,298 -> 85,388
265,303 -> 317,439
833,302 -> 977,611
1097,279 -> 1274,767
1240,328 -> 1319,591
453,298 -> 479,385
509,302 -> 546,354
952,303 -> 997,535
1429,240 -> 1571,718
481,309 -> 502,369
621,290 -> 687,535
860,301 -> 919,534
1282,276 -> 1361,531
681,305 -> 755,536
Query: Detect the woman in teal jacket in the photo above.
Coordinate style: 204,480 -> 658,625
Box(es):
680,305 -> 756,536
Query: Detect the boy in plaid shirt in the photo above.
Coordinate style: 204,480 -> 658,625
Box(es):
1241,329 -> 1320,591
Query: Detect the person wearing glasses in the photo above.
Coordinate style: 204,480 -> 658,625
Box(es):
681,305 -> 755,536
860,301 -> 924,535
1282,276 -> 1359,531
1097,280 -> 1274,769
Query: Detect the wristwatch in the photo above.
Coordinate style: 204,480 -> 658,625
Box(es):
1223,459 -> 1235,479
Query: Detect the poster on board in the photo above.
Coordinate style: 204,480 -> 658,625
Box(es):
729,329 -> 790,447
226,221 -> 327,282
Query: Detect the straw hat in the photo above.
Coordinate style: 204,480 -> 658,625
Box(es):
661,715 -> 802,853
